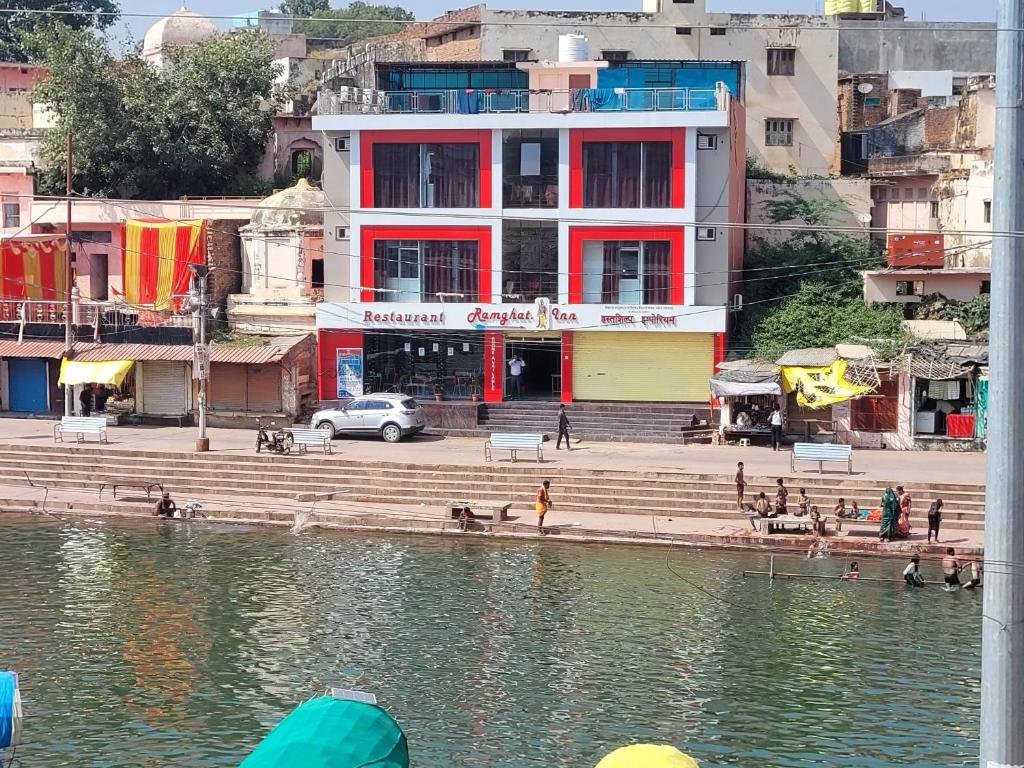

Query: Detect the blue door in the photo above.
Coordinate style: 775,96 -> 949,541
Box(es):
8,359 -> 49,413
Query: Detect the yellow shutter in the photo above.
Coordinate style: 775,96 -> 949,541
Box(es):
572,332 -> 713,402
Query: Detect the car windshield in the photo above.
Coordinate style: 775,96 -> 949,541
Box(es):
401,398 -> 418,409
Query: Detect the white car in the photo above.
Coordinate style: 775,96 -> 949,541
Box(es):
311,393 -> 427,443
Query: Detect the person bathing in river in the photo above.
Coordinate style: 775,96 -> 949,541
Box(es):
842,561 -> 860,581
942,548 -> 961,590
153,492 -> 177,519
903,555 -> 925,587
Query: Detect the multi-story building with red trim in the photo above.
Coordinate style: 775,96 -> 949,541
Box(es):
312,55 -> 745,406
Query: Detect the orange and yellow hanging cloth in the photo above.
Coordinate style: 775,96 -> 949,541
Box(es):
121,219 -> 206,310
0,235 -> 68,300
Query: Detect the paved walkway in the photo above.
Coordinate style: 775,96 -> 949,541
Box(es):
0,418 -> 987,485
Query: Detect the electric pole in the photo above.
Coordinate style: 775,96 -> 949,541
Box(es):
189,264 -> 211,452
980,0 -> 1024,765
63,132 -> 73,417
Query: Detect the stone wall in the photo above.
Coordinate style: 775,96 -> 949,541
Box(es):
746,178 -> 872,248
206,219 -> 243,318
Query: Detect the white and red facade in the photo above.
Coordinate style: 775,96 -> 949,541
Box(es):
313,65 -> 745,404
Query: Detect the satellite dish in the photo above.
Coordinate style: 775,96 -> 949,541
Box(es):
857,82 -> 875,94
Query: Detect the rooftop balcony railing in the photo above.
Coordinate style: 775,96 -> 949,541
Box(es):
317,84 -> 729,116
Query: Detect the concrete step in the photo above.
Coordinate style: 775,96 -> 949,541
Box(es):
0,455 -> 988,508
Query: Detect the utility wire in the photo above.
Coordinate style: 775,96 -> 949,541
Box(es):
0,7 -> 1002,34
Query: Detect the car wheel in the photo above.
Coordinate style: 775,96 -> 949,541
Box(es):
381,423 -> 402,443
317,421 -> 337,439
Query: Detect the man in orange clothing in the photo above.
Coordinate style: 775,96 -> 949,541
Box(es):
536,480 -> 552,534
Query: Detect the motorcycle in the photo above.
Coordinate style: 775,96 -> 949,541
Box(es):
256,418 -> 293,455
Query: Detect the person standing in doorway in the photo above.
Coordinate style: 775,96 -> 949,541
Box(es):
556,405 -> 572,450
535,480 -> 552,534
508,354 -> 525,399
79,384 -> 93,417
735,462 -> 746,510
769,404 -> 784,451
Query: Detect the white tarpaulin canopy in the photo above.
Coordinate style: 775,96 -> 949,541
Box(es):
709,379 -> 782,398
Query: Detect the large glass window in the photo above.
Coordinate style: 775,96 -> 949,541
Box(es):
502,130 -> 559,208
582,141 -> 671,208
372,143 -> 480,207
581,240 -> 671,304
373,240 -> 480,302
502,221 -> 558,301
365,332 -> 483,401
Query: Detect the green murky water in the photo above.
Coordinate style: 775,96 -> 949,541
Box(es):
0,516 -> 980,767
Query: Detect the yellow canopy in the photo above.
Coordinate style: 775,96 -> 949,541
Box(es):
596,745 -> 700,768
778,359 -> 873,409
58,359 -> 134,387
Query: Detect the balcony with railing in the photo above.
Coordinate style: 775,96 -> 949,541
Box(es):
317,85 -> 728,116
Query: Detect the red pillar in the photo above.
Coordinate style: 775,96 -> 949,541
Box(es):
483,330 -> 503,403
317,329 -> 364,401
561,331 -> 574,404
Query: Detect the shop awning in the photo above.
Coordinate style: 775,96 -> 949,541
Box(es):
58,359 -> 134,386
710,378 -> 782,398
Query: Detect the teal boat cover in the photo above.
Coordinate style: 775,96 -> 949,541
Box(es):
239,697 -> 409,768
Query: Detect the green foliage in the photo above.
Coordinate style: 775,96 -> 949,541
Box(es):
0,0 -> 116,62
939,293 -> 991,337
736,188 -> 894,358
296,2 -> 415,48
31,26 -> 283,199
749,283 -> 905,360
745,153 -> 786,181
280,0 -> 331,15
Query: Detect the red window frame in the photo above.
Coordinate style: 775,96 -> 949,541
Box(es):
359,225 -> 492,303
567,225 -> 685,305
360,129 -> 492,209
568,128 -> 686,209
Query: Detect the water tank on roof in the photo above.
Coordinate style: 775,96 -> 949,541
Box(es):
558,34 -> 588,63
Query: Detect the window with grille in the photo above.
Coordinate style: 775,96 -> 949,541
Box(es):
767,48 -> 795,76
984,200 -> 992,223
2,202 -> 19,228
765,119 -> 794,147
896,280 -> 925,297
675,26 -> 692,35
601,50 -> 630,62
851,377 -> 899,432
710,27 -> 726,35
502,49 -> 530,62
930,200 -> 940,218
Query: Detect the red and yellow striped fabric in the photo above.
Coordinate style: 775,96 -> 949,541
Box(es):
0,236 -> 68,301
122,219 -> 206,310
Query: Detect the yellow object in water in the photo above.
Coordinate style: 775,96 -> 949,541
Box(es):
824,0 -> 876,14
595,744 -> 700,768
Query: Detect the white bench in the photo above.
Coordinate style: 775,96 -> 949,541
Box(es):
53,416 -> 108,444
790,442 -> 853,474
287,427 -> 333,455
448,500 -> 512,522
484,433 -> 544,463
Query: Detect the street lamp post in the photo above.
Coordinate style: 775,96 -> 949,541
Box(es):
188,264 -> 211,452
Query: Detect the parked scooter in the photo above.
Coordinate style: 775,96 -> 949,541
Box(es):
256,418 -> 294,455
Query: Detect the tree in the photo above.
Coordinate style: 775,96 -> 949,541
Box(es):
30,25 -> 283,199
0,0 -> 117,62
749,282 -> 905,360
279,0 -> 331,16
295,2 -> 415,48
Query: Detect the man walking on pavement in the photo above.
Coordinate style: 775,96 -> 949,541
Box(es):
508,354 -> 525,399
769,404 -> 784,451
556,404 -> 572,450
536,480 -> 552,534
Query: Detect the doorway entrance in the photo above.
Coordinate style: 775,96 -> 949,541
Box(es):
505,336 -> 561,400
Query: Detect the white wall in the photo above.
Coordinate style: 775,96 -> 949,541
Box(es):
477,4 -> 837,175
863,270 -> 989,303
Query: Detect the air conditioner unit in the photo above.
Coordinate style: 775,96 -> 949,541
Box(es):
335,226 -> 349,240
696,226 -> 717,241
334,136 -> 350,152
697,134 -> 718,150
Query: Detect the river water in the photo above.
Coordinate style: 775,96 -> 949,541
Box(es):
0,516 -> 980,767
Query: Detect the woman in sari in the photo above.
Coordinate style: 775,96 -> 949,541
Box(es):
879,486 -> 900,542
895,485 -> 912,539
